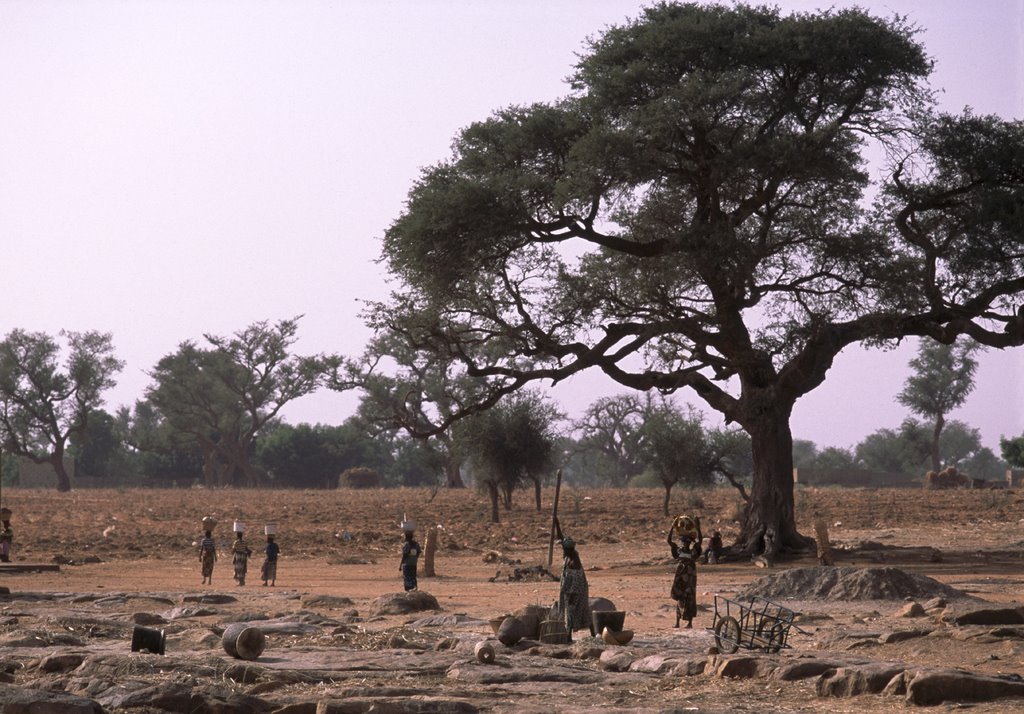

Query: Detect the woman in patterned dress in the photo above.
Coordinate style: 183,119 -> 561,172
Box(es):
554,517 -> 594,641
198,530 -> 217,585
668,515 -> 702,628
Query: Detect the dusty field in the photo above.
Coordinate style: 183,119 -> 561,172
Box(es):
1,485 -> 1024,712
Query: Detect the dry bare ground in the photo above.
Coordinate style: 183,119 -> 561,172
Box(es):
1,485 -> 1023,712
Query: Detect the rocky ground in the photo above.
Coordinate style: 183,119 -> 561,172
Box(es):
1,485 -> 1023,712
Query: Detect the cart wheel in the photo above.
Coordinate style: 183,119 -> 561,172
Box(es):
715,615 -> 740,654
766,622 -> 786,653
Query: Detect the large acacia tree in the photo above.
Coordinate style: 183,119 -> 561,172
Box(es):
372,3 -> 1024,555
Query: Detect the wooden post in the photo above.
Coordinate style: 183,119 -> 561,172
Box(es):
547,469 -> 562,568
423,526 -> 437,577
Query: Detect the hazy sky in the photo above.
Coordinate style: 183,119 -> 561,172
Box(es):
2,1 -> 1022,453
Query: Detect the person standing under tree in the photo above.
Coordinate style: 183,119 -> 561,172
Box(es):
0,508 -> 12,563
668,514 -> 702,628
231,527 -> 252,586
400,528 -> 422,591
198,529 -> 217,585
261,533 -> 279,587
554,516 -> 594,641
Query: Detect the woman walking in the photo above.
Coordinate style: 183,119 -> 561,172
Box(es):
231,523 -> 252,586
668,514 -> 702,628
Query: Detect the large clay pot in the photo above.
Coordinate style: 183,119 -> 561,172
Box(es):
222,622 -> 266,660
592,609 -> 626,634
496,616 -> 526,646
514,605 -> 548,639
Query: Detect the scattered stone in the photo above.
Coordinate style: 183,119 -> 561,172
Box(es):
0,685 -> 103,714
300,594 -> 354,609
771,659 -> 846,681
131,612 -> 167,626
598,650 -> 637,671
371,591 -> 442,615
39,652 -> 86,672
905,668 -> 1024,706
896,602 -> 925,618
182,593 -> 237,604
944,607 -> 1024,626
163,606 -> 217,620
816,663 -> 908,697
923,597 -> 947,611
318,698 -> 479,714
878,629 -> 933,644
408,614 -> 486,629
713,655 -> 776,679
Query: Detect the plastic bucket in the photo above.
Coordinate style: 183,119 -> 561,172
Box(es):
264,523 -> 277,536
131,625 -> 166,655
222,622 -> 266,660
233,521 -> 245,533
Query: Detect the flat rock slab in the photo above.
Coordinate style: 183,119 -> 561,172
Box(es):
945,607 -> 1024,626
318,697 -> 480,714
372,591 -> 441,615
408,614 -> 487,629
0,685 -> 102,714
906,668 -> 1024,706
447,660 -> 602,685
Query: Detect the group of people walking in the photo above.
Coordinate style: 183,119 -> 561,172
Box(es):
196,516 -> 423,591
197,518 -> 279,587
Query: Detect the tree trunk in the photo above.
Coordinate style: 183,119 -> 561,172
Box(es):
740,413 -> 810,556
445,460 -> 465,488
50,453 -> 72,492
662,480 -> 672,516
930,413 -> 945,473
423,526 -> 437,577
533,478 -> 542,511
487,483 -> 500,523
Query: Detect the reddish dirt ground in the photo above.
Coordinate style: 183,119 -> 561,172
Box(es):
2,485 -> 1023,712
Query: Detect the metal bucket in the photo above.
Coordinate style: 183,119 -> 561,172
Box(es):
131,625 -> 166,655
222,622 -> 266,660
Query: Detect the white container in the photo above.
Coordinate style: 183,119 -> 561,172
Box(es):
233,521 -> 245,533
264,523 -> 277,536
400,519 -> 417,532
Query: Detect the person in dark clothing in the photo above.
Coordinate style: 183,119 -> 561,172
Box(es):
261,534 -> 280,586
400,529 -> 422,591
554,516 -> 594,641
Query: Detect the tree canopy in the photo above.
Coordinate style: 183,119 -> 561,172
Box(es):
897,338 -> 981,472
373,3 -> 1024,553
142,317 -> 339,487
0,329 -> 123,491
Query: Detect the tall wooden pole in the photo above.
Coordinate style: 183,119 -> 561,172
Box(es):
547,469 -> 562,568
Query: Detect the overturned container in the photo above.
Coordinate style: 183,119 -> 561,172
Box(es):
222,622 -> 266,660
131,625 -> 166,655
